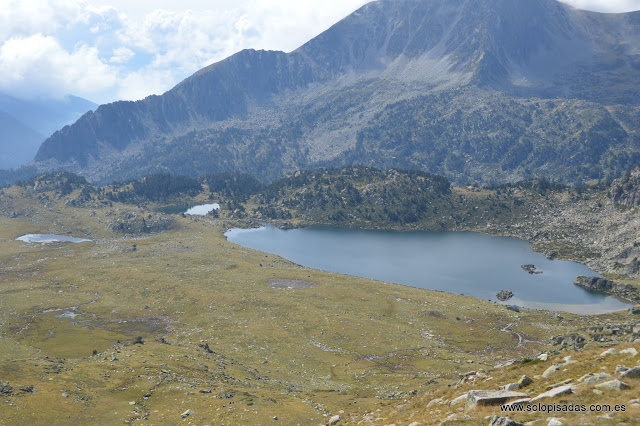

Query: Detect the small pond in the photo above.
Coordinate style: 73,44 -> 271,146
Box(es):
16,234 -> 92,244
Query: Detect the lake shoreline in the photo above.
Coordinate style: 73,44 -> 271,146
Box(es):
225,224 -> 634,315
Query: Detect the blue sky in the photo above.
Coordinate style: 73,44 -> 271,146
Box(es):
1,0 -> 639,104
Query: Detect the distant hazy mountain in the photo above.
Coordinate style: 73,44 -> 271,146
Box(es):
0,93 -> 96,170
24,0 -> 640,185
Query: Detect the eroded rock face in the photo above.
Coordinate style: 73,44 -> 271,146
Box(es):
610,166 -> 640,207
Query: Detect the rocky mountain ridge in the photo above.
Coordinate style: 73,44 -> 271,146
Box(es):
10,0 -> 640,186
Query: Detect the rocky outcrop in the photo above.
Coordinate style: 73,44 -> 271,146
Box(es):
521,265 -> 542,274
489,415 -> 523,426
465,390 -> 528,410
497,290 -> 514,301
0,382 -> 12,395
610,166 -> 640,207
530,385 -> 573,402
573,276 -> 639,303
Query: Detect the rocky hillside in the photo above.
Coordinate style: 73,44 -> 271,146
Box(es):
610,165 -> 640,207
13,0 -> 640,186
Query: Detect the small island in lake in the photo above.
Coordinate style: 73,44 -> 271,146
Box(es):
521,264 -> 542,274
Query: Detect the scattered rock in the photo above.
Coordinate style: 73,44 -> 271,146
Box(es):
545,379 -> 573,391
542,365 -> 561,378
407,422 -> 422,426
489,415 -> 524,426
530,385 -> 573,402
629,305 -> 640,315
129,401 -> 136,406
267,278 -> 318,290
506,305 -> 521,313
600,348 -> 619,357
427,398 -> 443,407
500,383 -> 521,391
547,418 -> 564,426
620,347 -> 638,357
200,389 -> 212,394
328,414 -> 342,425
595,380 -> 630,391
583,373 -> 613,385
181,409 -> 194,418
61,392 -> 69,398
18,385 -> 34,393
450,393 -> 468,406
518,376 -> 534,387
497,290 -> 514,301
619,366 -> 640,379
593,389 -> 603,395
615,365 -> 629,374
0,382 -> 13,396
466,390 -> 528,410
537,354 -> 549,361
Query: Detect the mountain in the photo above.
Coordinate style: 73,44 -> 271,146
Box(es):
24,0 -> 640,185
0,93 -> 97,170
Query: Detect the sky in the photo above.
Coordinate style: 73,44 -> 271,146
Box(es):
0,0 -> 639,105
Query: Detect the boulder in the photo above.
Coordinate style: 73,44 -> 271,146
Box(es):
518,376 -> 534,387
615,365 -> 629,375
546,379 -> 573,390
328,415 -> 342,425
530,385 -> 573,402
181,409 -> 194,418
620,366 -> 640,379
450,393 -> 468,406
629,305 -> 640,315
600,348 -> 619,357
547,418 -> 564,426
542,365 -> 561,378
0,382 -> 13,396
466,390 -> 528,410
500,383 -> 521,391
497,290 -> 514,301
583,373 -> 613,385
506,305 -> 521,313
595,380 -> 630,391
427,398 -> 443,407
620,348 -> 638,357
489,415 -> 524,426
537,354 -> 549,361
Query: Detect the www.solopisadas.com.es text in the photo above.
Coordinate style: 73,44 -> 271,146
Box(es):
501,402 -> 626,413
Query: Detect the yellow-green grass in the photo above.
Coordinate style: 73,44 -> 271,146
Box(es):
363,343 -> 639,425
0,186 -> 632,425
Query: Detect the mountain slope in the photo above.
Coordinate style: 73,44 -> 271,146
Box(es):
26,0 -> 640,185
0,93 -> 96,169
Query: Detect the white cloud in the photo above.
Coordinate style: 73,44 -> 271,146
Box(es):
0,0 -> 639,104
0,33 -> 116,99
109,46 -> 134,63
560,0 -> 640,12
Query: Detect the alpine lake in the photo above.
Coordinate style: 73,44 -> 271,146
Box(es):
226,226 -> 633,315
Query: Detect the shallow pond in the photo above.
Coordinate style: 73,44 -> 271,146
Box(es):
225,226 -> 633,314
16,234 -> 92,243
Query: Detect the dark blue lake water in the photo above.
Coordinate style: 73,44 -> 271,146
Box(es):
226,226 -> 633,314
